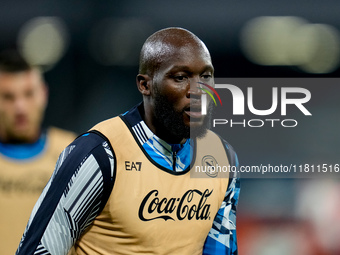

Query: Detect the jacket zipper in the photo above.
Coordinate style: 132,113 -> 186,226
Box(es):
172,151 -> 177,172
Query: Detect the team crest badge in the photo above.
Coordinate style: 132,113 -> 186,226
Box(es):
201,155 -> 219,178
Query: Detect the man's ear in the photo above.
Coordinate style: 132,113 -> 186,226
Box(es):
136,74 -> 152,96
41,82 -> 49,110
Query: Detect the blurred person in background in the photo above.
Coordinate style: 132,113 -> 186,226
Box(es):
0,48 -> 76,254
16,27 -> 240,255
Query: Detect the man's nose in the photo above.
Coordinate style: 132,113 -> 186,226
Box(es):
14,97 -> 27,112
187,77 -> 204,97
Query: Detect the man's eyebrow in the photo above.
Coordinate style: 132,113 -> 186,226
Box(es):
168,65 -> 214,72
202,65 -> 214,72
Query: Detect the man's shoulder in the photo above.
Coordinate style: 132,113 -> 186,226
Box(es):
90,116 -> 122,131
206,130 -> 236,151
47,126 -> 77,142
46,127 -> 77,157
90,116 -> 131,143
200,130 -> 233,148
203,129 -> 239,166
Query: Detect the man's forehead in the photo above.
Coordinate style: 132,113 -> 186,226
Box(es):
163,39 -> 208,55
160,46 -> 213,70
0,69 -> 43,89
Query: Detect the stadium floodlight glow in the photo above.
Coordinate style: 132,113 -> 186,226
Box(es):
240,16 -> 340,74
17,16 -> 69,71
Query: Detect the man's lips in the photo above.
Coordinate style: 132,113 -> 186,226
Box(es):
184,105 -> 202,118
14,115 -> 29,128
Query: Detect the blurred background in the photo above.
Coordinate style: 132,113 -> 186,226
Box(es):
1,0 -> 339,254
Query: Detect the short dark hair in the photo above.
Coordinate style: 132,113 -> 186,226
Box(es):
0,49 -> 31,73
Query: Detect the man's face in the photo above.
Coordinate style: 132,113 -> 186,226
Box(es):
151,45 -> 214,141
0,69 -> 47,143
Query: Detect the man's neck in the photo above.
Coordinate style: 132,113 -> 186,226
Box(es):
141,105 -> 186,145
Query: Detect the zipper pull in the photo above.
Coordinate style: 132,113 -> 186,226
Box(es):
172,151 -> 177,172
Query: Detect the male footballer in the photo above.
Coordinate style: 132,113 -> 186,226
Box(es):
16,27 -> 240,255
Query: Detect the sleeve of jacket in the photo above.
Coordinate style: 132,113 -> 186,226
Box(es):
203,140 -> 240,255
15,132 -> 115,255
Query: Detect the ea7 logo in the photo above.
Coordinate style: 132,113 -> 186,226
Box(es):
125,161 -> 142,171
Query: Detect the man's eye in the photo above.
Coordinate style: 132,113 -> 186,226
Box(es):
201,75 -> 212,80
2,93 -> 14,102
24,90 -> 34,98
174,76 -> 187,82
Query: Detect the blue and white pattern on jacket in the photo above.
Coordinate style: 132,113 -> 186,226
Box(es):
16,103 -> 240,255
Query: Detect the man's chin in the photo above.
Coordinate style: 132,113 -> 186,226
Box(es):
9,128 -> 37,143
190,126 -> 208,139
188,114 -> 210,139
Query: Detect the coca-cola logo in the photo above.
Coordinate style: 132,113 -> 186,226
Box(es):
138,189 -> 212,221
